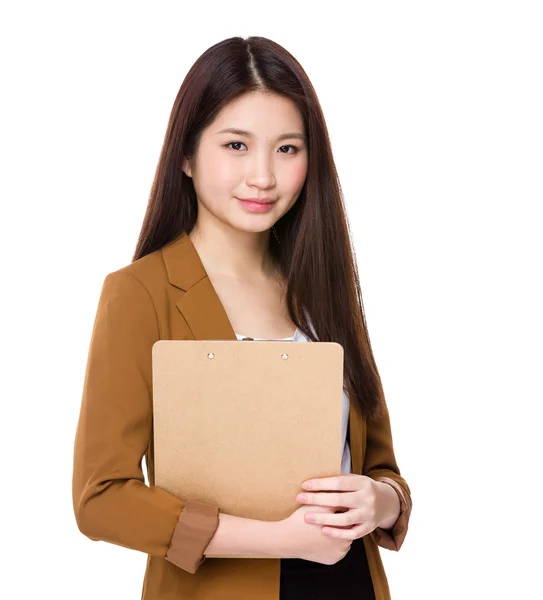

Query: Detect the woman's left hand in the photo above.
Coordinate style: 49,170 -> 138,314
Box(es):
296,474 -> 399,540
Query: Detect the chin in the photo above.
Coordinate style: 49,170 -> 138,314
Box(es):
231,221 -> 275,234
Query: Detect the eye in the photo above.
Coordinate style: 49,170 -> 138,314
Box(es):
278,145 -> 300,154
224,142 -> 301,154
225,141 -> 248,151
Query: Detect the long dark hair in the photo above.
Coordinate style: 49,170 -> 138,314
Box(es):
133,36 -> 387,422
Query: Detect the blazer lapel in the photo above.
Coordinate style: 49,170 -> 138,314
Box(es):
161,232 -> 237,341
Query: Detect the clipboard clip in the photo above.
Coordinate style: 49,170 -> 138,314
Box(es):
240,337 -> 293,342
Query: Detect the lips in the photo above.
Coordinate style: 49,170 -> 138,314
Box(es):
236,197 -> 276,204
237,198 -> 276,213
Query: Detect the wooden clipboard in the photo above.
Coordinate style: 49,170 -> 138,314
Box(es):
152,339 -> 344,534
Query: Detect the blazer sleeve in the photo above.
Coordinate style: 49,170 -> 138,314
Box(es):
362,399 -> 413,551
72,270 -> 220,574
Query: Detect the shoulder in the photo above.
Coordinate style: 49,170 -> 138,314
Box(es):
102,247 -> 168,300
104,232 -> 197,295
92,249 -> 168,332
89,254 -> 164,361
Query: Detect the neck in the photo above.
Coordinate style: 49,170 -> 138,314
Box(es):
188,223 -> 277,281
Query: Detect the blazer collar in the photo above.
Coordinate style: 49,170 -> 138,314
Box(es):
160,231 -> 313,344
161,231 -> 237,341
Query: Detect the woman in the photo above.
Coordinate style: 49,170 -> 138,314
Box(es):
72,36 -> 412,600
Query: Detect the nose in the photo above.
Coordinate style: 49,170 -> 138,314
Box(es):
245,151 -> 276,189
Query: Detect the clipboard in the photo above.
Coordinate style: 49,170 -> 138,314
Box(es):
152,339 -> 344,534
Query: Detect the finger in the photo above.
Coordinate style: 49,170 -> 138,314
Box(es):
297,491 -> 357,508
304,510 -> 361,527
321,522 -> 368,540
302,474 -> 361,492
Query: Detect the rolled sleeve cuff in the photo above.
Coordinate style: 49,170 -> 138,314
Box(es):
369,476 -> 412,551
165,500 -> 220,574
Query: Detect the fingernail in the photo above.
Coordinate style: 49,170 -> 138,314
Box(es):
305,514 -> 316,522
297,494 -> 307,502
303,481 -> 312,489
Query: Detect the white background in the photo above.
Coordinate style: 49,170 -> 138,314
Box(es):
2,1 -> 541,598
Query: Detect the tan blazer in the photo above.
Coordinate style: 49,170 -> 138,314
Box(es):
72,231 -> 412,600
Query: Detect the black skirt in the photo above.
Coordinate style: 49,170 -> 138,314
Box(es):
279,536 -> 376,599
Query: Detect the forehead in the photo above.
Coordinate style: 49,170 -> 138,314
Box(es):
209,91 -> 304,136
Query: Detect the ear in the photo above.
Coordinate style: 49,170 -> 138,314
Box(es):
182,157 -> 192,178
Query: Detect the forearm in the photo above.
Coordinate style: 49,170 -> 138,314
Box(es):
374,480 -> 401,530
204,512 -> 287,558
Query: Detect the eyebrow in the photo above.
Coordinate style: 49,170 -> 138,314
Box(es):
215,127 -> 306,142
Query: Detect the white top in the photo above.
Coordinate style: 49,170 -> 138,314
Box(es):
235,327 -> 352,474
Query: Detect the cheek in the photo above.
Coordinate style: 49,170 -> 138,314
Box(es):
216,160 -> 240,187
211,152 -> 241,189
286,161 -> 308,192
200,152 -> 240,192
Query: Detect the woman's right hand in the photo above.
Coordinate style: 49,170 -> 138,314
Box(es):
279,504 -> 353,565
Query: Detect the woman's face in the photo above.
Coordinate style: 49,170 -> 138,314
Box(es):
183,91 -> 308,235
